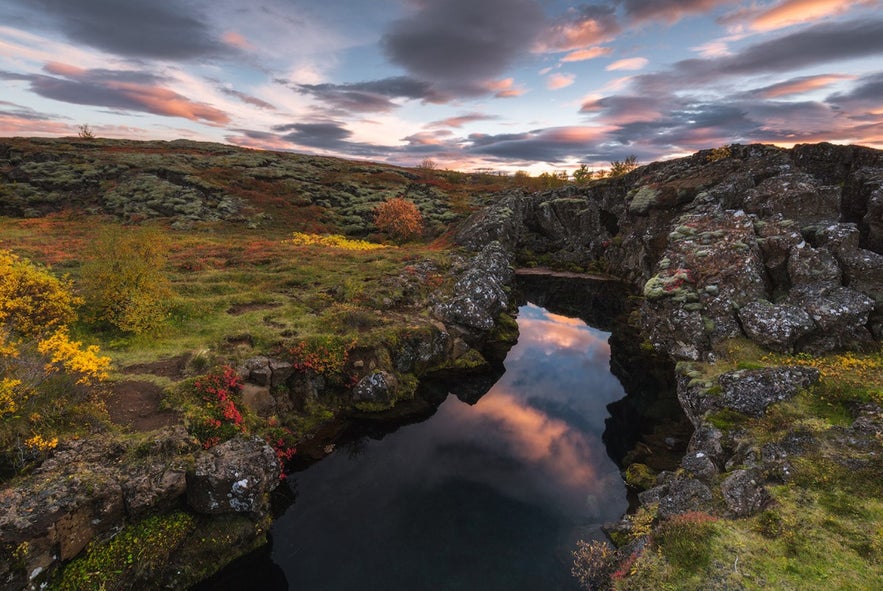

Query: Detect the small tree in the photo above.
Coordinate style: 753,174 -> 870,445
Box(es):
609,154 -> 639,177
573,164 -> 593,184
77,124 -> 95,139
81,226 -> 172,334
373,197 -> 424,243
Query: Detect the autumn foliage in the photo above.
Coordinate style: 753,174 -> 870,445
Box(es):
0,249 -> 110,468
373,197 -> 424,243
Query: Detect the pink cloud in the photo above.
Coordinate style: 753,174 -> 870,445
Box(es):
107,82 -> 230,124
561,46 -> 613,62
428,113 -> 497,128
43,61 -> 87,77
757,74 -> 855,98
0,115 -> 72,136
606,57 -> 649,71
750,0 -> 878,32
485,78 -> 527,98
546,73 -> 575,90
222,31 -> 254,50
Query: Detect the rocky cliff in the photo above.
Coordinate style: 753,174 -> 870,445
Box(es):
455,142 -> 883,583
457,143 -> 882,362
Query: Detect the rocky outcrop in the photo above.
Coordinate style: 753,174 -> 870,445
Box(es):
457,143 -> 883,361
0,431 -> 279,590
186,437 -> 279,515
455,142 -> 882,536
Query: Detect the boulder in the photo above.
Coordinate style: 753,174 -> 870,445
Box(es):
716,367 -> 820,417
738,300 -> 815,352
720,469 -> 771,517
352,371 -> 399,404
680,450 -> 718,483
656,478 -> 714,520
789,284 -> 876,353
786,244 -> 841,286
186,437 -> 279,515
743,173 -> 840,225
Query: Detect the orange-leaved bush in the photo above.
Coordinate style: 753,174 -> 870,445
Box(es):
373,197 -> 424,243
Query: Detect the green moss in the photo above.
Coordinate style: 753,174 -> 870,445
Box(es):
50,512 -> 196,591
624,463 -> 656,490
706,408 -> 748,431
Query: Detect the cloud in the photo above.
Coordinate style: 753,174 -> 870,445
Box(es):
749,0 -> 879,32
754,74 -> 855,99
485,78 -> 527,98
634,18 -> 883,95
221,31 -> 253,51
827,73 -> 883,116
382,0 -> 545,89
0,63 -> 230,124
606,57 -> 648,71
218,87 -> 276,110
560,46 -> 614,62
295,77 -> 446,113
622,0 -> 738,24
581,95 -> 665,125
12,0 -> 231,60
537,4 -> 620,52
546,72 -> 575,90
427,113 -> 498,128
467,126 -> 611,162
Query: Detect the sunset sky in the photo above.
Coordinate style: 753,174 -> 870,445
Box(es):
1,0 -> 881,172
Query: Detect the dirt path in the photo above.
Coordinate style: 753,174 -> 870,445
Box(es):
107,380 -> 181,431
106,354 -> 190,432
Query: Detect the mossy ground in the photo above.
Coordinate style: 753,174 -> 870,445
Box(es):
610,345 -> 883,590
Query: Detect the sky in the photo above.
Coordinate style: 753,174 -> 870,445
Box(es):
1,0 -> 881,173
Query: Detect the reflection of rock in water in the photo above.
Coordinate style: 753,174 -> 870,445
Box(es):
191,540 -> 289,591
516,273 -> 692,474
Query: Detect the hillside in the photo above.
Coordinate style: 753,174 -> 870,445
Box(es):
0,136 -> 513,236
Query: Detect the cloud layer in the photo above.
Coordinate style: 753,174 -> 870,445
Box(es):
0,0 -> 881,168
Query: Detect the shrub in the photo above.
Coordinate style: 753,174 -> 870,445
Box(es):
572,539 -> 618,591
0,250 -> 110,471
652,511 -> 718,570
373,197 -> 424,243
609,154 -> 639,177
80,226 -> 173,334
188,366 -> 246,448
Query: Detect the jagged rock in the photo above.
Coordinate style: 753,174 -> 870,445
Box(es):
789,284 -> 875,353
393,323 -> 451,374
716,367 -> 820,417
864,186 -> 883,253
434,242 -> 512,334
786,244 -> 841,286
186,437 -> 279,515
241,383 -> 275,417
352,371 -> 399,404
738,300 -> 815,352
687,424 -> 726,465
755,216 -> 802,293
680,450 -> 718,483
720,469 -> 771,517
744,172 -> 840,225
656,478 -> 714,520
268,359 -> 293,387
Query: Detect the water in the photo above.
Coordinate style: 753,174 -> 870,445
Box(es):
202,303 -> 630,590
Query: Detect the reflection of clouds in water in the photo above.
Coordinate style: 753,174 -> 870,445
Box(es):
428,303 -> 629,517
436,392 -> 622,518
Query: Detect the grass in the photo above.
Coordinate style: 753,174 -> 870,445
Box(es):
0,208 -> 464,478
608,345 -> 883,591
